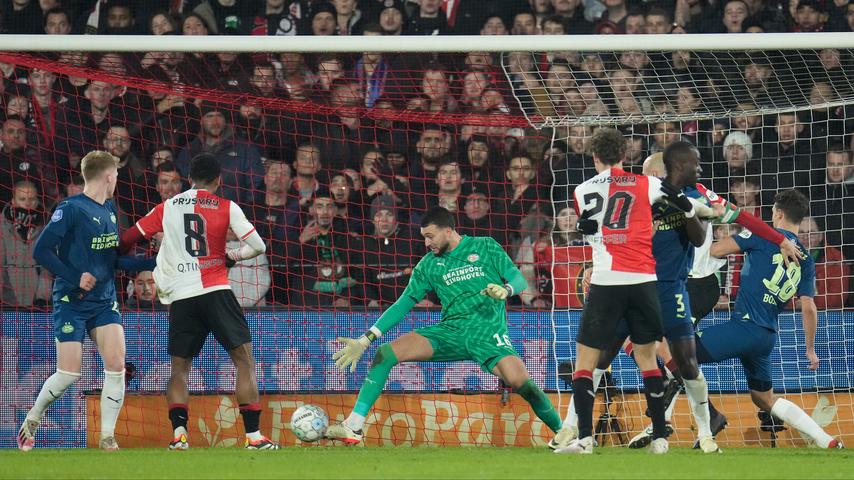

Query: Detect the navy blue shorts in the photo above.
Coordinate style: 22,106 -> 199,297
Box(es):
695,313 -> 777,392
53,297 -> 122,343
658,281 -> 695,341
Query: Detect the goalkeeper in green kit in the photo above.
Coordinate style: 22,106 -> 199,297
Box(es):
327,206 -> 563,444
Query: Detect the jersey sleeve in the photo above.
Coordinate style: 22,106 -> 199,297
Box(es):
41,200 -> 76,238
797,256 -> 817,298
647,175 -> 667,205
229,201 -> 257,240
733,228 -> 763,253
136,203 -> 165,238
401,257 -> 432,302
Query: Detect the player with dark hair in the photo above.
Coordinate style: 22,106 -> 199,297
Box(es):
120,153 -> 277,450
19,151 -> 155,451
325,206 -> 563,444
697,189 -> 842,449
555,142 -> 720,452
553,128 -> 696,455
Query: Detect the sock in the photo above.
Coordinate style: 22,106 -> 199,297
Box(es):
239,403 -> 262,435
684,372 -> 712,437
348,344 -> 398,431
169,403 -> 189,431
563,368 -> 606,428
642,369 -> 667,439
100,370 -> 126,438
664,390 -> 679,422
28,369 -> 80,421
771,398 -> 834,447
571,370 -> 595,439
246,431 -> 263,441
344,412 -> 367,431
516,379 -> 562,433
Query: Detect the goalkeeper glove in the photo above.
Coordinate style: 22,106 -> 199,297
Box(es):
332,336 -> 372,373
576,209 -> 598,235
661,181 -> 696,217
482,283 -> 511,300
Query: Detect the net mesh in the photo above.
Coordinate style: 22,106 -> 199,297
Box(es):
0,44 -> 851,448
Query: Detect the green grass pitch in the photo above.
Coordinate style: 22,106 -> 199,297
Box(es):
3,447 -> 854,479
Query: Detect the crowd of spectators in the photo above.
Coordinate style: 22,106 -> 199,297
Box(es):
0,0 -> 851,311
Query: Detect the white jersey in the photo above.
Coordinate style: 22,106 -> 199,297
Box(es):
690,220 -> 727,278
135,188 -> 260,304
573,166 -> 667,286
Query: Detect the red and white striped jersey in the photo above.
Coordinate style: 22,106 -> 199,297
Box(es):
136,189 -> 258,304
573,166 -> 666,286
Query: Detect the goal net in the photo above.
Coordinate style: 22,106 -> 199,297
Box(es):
0,34 -> 851,448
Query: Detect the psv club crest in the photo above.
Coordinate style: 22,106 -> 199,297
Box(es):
467,253 -> 480,263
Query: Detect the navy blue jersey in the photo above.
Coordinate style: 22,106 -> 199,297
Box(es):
733,228 -> 816,331
37,194 -> 121,303
651,186 -> 698,282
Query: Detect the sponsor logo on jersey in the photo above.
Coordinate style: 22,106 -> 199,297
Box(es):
171,197 -> 220,208
442,265 -> 485,286
91,232 -> 119,250
92,216 -> 101,224
467,254 -> 480,262
51,209 -> 63,222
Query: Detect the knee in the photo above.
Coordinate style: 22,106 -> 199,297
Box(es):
371,344 -> 398,369
102,357 -> 125,373
506,373 -> 529,390
751,391 -> 776,412
679,359 -> 700,380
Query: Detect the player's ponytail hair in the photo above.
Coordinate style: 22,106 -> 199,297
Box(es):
80,150 -> 119,182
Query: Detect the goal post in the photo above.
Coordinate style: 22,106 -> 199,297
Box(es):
0,33 -> 852,449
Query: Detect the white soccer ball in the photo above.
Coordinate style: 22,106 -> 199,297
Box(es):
290,404 -> 329,442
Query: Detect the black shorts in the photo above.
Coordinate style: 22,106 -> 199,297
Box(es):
687,274 -> 720,326
168,289 -> 252,358
577,282 -> 663,350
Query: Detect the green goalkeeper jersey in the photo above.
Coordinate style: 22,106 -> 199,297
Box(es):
402,236 -> 521,324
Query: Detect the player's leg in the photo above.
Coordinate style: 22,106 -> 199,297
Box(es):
18,341 -> 82,451
91,319 -> 127,451
328,331 -> 435,443
559,335 -> 625,448
555,284 -> 627,454
624,282 -> 669,454
165,296 -> 209,450
205,291 -> 277,449
18,301 -> 85,451
166,355 -> 192,450
490,355 -> 561,437
744,356 -> 841,449
659,283 -> 717,452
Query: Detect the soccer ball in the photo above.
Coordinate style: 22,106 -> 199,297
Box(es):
290,404 -> 328,442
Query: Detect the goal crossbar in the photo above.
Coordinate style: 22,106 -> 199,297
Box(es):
2,32 -> 854,53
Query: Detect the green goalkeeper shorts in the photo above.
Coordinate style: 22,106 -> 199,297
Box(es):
415,320 -> 519,373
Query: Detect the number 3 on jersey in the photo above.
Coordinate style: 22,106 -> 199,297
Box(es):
763,253 -> 801,302
582,191 -> 635,230
183,213 -> 208,257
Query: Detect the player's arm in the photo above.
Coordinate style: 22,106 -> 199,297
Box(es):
32,202 -> 84,287
695,183 -> 803,265
709,236 -> 742,258
116,254 -> 157,273
481,237 -> 527,300
333,258 -> 431,372
684,215 -> 706,247
227,201 -> 266,264
800,296 -> 820,371
797,257 -> 819,370
120,203 -> 165,253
